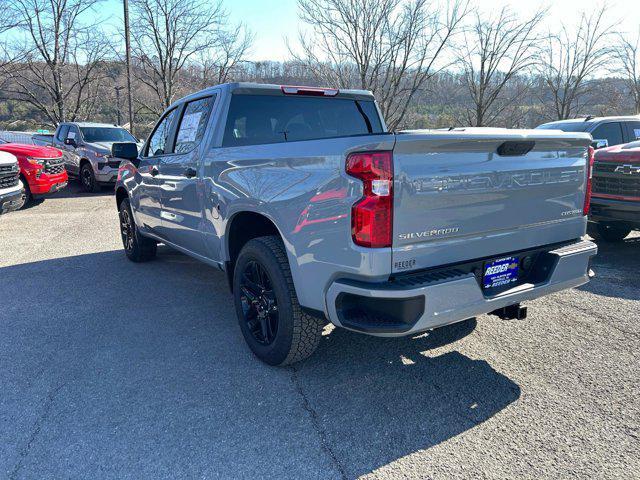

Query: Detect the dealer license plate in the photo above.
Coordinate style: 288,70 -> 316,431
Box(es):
483,256 -> 519,290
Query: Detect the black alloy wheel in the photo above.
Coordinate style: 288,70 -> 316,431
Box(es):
232,236 -> 323,365
239,260 -> 279,345
118,197 -> 157,262
17,177 -> 31,209
80,163 -> 99,193
120,206 -> 135,253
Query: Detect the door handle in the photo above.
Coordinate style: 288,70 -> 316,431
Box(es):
150,165 -> 159,177
184,167 -> 197,178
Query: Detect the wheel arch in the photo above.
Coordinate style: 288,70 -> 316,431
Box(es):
224,210 -> 283,291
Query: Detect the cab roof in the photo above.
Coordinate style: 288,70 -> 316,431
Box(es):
171,82 -> 376,109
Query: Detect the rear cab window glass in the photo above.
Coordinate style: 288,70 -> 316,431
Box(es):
223,94 -> 384,147
146,109 -> 178,157
174,95 -> 216,154
591,122 -> 624,147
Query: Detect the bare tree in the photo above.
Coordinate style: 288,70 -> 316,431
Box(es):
614,30 -> 640,114
197,24 -> 253,88
292,0 -> 468,130
458,7 -> 544,127
3,0 -> 111,125
130,0 -> 252,115
0,2 -> 20,87
539,7 -> 614,120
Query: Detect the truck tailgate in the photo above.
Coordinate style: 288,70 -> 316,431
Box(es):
391,129 -> 592,273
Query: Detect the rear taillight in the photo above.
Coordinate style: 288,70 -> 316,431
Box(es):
583,146 -> 595,215
346,151 -> 393,248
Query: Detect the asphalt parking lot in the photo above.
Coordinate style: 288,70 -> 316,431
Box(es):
1,184 -> 638,479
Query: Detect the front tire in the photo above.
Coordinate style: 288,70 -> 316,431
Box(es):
15,177 -> 31,210
587,222 -> 631,243
233,236 -> 324,366
80,162 -> 100,193
118,197 -> 157,262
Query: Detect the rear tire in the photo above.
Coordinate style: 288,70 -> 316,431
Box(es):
233,235 -> 324,366
80,162 -> 100,193
118,197 -> 157,262
587,222 -> 631,243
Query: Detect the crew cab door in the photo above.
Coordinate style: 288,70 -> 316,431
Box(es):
155,95 -> 216,258
134,107 -> 180,232
54,125 -> 73,173
63,125 -> 82,174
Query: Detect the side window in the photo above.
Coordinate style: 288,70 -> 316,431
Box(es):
174,95 -> 216,154
67,126 -> 80,141
626,121 -> 640,141
591,122 -> 624,147
56,125 -> 69,142
146,109 -> 178,157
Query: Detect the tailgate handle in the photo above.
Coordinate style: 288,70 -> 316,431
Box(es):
497,141 -> 535,156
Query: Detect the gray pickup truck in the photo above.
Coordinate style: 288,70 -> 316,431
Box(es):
52,122 -> 141,192
113,83 -> 598,365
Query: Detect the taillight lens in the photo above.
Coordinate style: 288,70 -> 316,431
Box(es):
346,151 -> 393,248
583,146 -> 595,215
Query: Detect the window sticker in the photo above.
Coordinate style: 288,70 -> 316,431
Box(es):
177,112 -> 203,143
634,128 -> 640,140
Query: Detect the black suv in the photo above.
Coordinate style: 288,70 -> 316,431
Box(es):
536,116 -> 640,150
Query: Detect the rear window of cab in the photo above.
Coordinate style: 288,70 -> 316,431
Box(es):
223,94 -> 383,147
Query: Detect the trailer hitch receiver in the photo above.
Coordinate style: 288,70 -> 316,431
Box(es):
489,304 -> 528,320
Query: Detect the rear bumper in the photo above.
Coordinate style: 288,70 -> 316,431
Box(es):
0,187 -> 22,213
590,196 -> 640,228
325,240 -> 597,337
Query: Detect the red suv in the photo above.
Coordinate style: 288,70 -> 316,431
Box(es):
0,140 -> 68,208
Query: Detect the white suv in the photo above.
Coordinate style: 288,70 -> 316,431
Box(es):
0,151 -> 22,214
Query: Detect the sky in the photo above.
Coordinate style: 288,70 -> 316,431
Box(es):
85,0 -> 640,62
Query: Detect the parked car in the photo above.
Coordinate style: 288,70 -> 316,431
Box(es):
586,141 -> 640,242
52,122 -> 142,192
0,140 -> 68,208
536,116 -> 640,150
0,150 -> 22,214
114,83 -> 597,365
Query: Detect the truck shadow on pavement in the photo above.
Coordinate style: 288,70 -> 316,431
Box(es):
578,235 -> 640,301
50,180 -> 114,199
295,322 -> 521,478
1,248 -> 520,479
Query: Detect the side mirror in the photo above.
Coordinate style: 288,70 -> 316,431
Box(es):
111,142 -> 139,162
591,139 -> 609,149
64,138 -> 77,147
